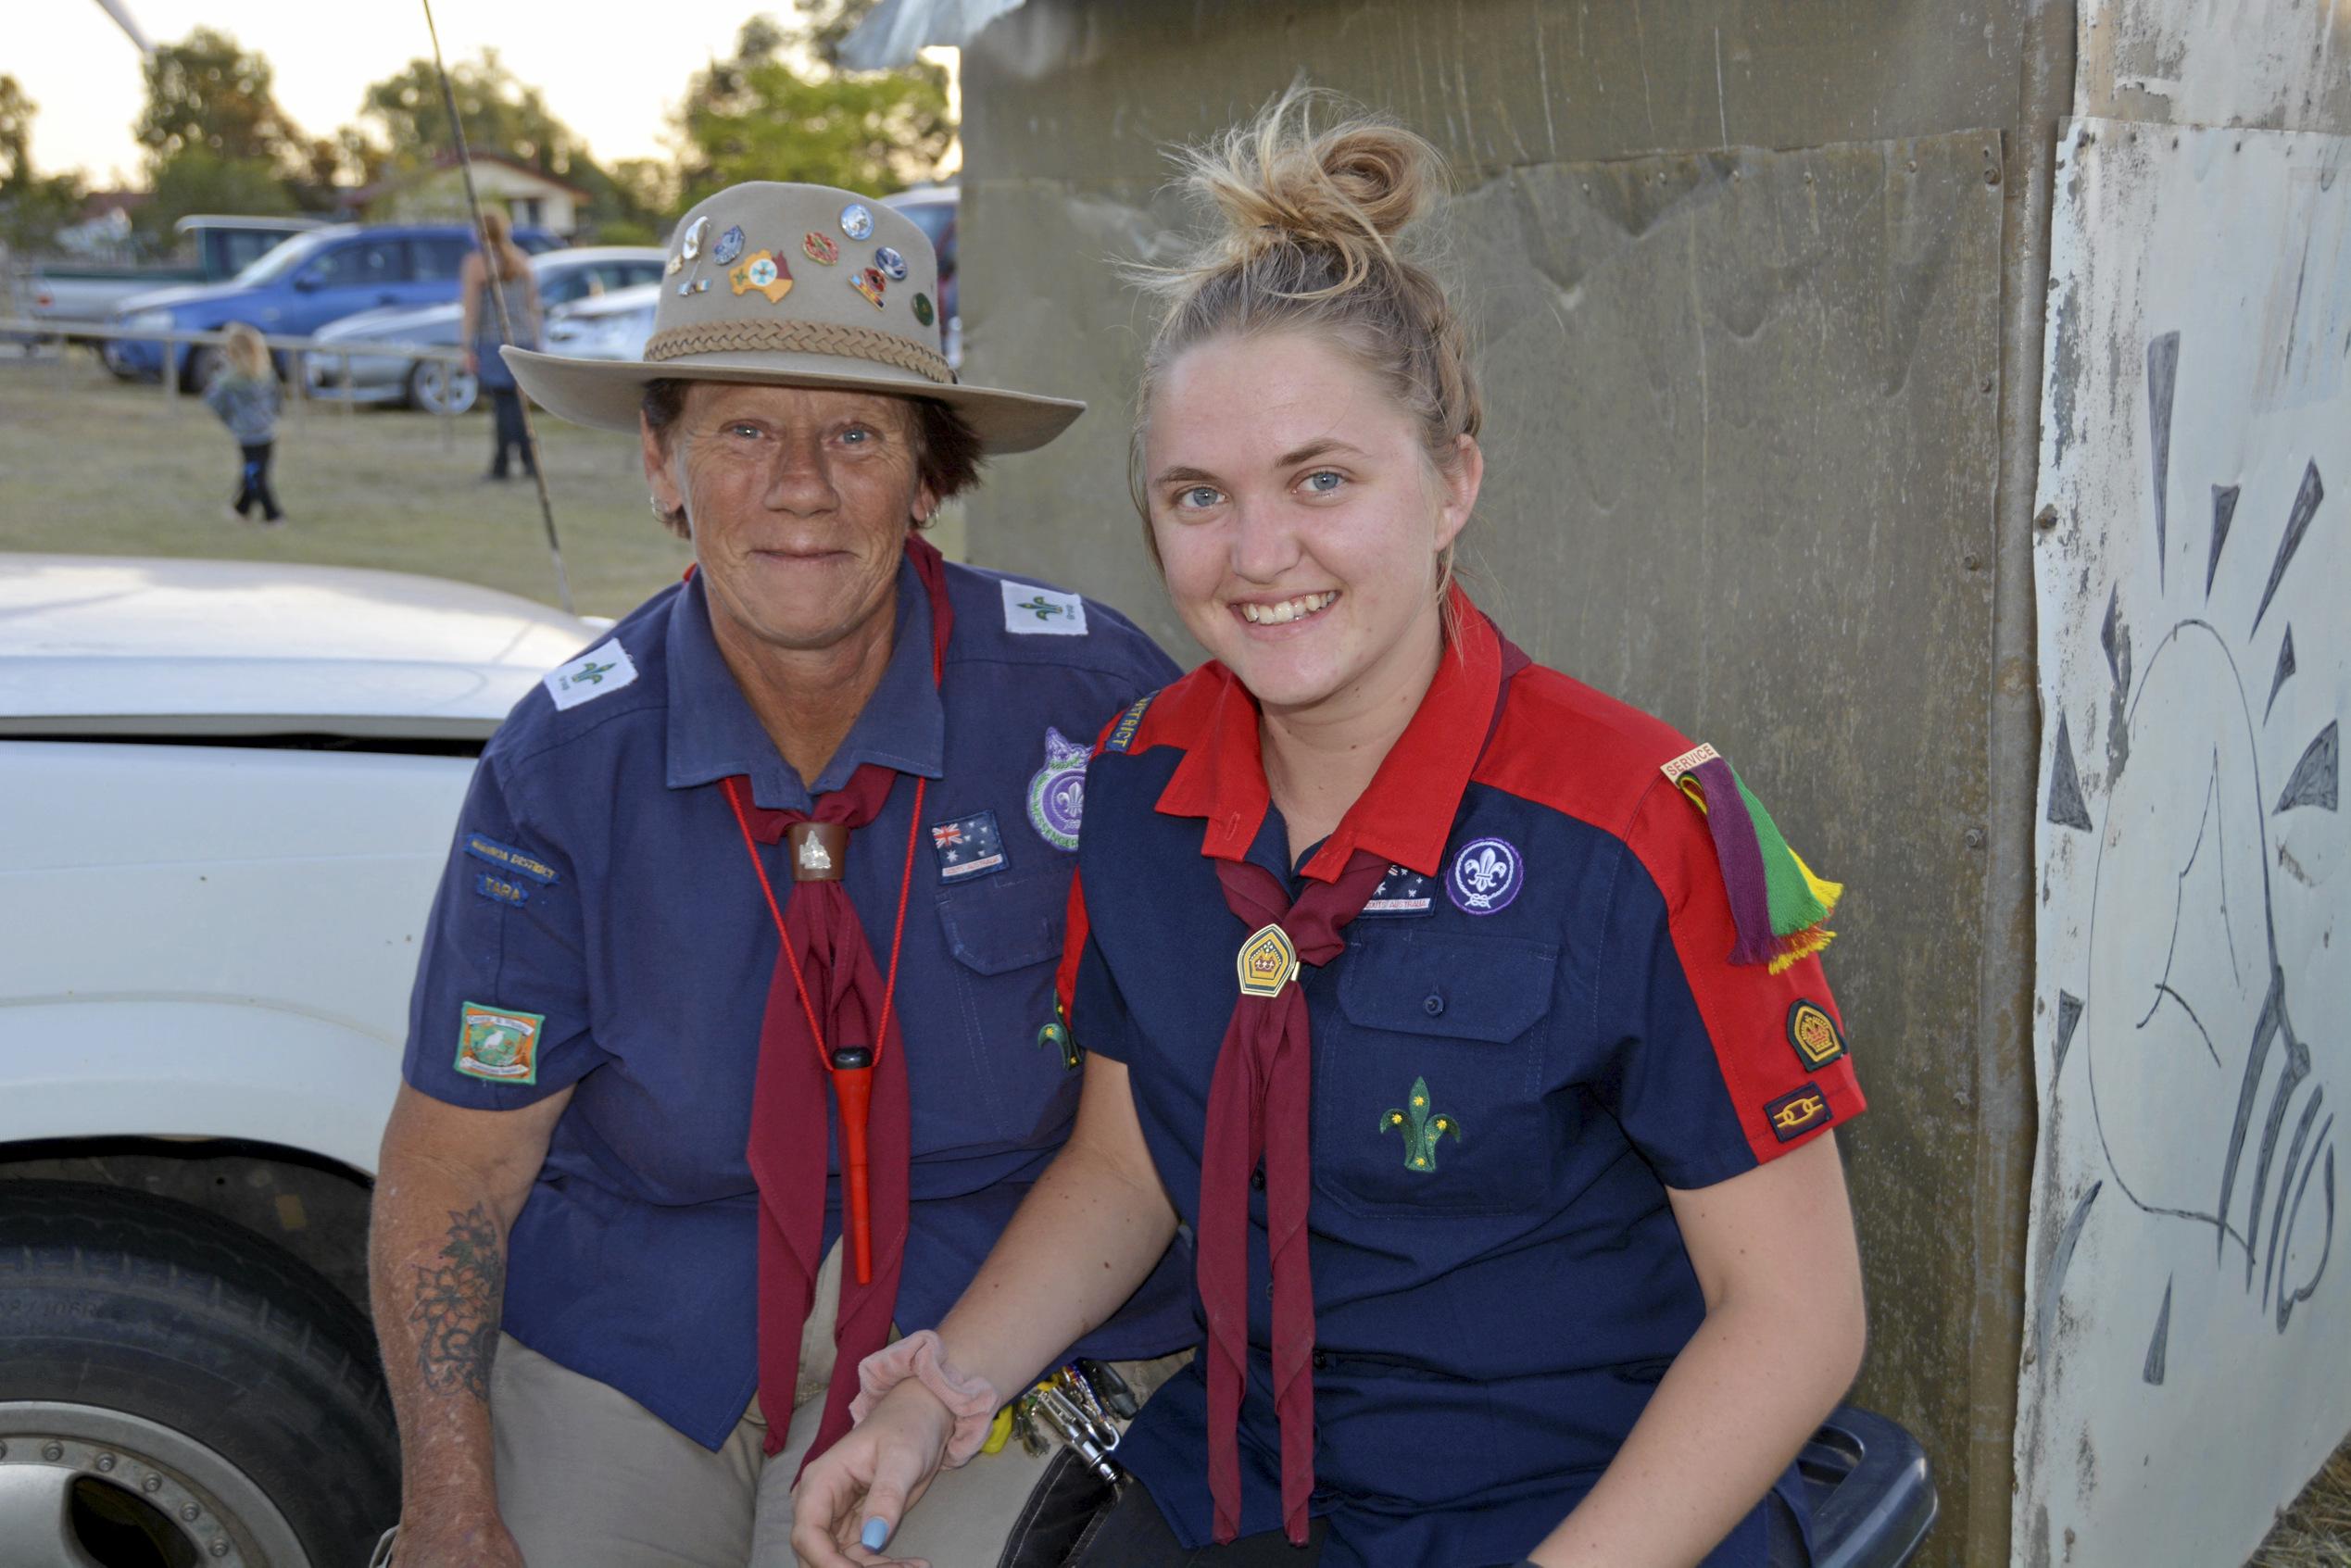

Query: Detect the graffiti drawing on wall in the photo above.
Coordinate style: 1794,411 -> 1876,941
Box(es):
2021,119 -> 2347,1568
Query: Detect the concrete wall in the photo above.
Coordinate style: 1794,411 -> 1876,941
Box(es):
958,4 -> 2071,1562
2017,105 -> 2349,1568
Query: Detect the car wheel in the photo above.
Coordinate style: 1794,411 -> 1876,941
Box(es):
0,1181 -> 399,1568
180,345 -> 220,395
407,359 -> 479,416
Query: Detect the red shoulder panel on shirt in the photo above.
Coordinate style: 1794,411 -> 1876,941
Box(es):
1473,663 -> 1865,1168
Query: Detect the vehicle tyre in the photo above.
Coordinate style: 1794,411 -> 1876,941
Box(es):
181,345 -> 220,395
407,359 -> 478,416
0,1181 -> 399,1568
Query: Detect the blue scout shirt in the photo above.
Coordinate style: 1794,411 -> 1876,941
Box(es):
1062,621 -> 1867,1568
403,556 -> 1194,1449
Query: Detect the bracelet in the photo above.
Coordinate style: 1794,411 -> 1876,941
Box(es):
849,1330 -> 1002,1468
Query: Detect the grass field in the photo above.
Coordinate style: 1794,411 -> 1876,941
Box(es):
1,350 -> 691,618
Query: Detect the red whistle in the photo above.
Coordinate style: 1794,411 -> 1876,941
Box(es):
829,1047 -> 875,1285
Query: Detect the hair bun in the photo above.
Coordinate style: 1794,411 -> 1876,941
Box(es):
1171,84 -> 1444,292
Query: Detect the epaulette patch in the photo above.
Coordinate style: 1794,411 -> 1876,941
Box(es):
1103,694 -> 1154,754
1662,744 -> 1842,973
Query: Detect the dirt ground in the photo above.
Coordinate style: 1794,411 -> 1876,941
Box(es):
0,349 -> 695,618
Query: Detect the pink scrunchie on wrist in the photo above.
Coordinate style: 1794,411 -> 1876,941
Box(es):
849,1330 -> 1002,1468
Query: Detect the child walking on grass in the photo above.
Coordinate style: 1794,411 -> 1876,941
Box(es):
203,322 -> 286,527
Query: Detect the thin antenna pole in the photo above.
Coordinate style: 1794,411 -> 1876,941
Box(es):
421,0 -> 576,616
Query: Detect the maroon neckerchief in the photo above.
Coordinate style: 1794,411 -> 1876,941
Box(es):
1196,608 -> 1529,1545
719,534 -> 953,1466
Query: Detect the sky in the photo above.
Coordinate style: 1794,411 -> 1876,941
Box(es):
17,0 -> 937,186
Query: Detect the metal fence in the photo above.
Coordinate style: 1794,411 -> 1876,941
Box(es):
0,316 -> 476,447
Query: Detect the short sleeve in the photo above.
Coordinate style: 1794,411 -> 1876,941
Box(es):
1591,782 -> 1866,1190
403,752 -> 609,1108
1054,868 -> 1138,1066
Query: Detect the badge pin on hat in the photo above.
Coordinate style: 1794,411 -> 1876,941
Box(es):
674,214 -> 712,295
502,181 -> 1083,457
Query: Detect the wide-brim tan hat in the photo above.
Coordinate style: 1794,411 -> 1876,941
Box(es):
504,181 -> 1082,454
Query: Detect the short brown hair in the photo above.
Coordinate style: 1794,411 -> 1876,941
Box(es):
639,379 -> 984,539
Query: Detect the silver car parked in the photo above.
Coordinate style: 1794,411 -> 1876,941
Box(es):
301,247 -> 665,415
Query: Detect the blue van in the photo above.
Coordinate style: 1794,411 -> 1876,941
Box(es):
106,221 -> 563,389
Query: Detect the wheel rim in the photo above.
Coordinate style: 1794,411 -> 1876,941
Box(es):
0,1401 -> 308,1568
414,361 -> 478,414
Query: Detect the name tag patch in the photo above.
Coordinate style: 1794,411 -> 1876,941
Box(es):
465,833 -> 559,885
1104,694 -> 1152,754
1359,864 -> 1434,917
456,1001 -> 545,1084
930,809 -> 1007,882
544,638 -> 639,709
472,871 -> 534,908
1001,581 -> 1088,635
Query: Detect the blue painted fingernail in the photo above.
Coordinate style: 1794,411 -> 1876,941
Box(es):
861,1517 -> 890,1551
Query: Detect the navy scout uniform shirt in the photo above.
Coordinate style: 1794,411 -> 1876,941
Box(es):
403,557 -> 1193,1449
1063,617 -> 1867,1568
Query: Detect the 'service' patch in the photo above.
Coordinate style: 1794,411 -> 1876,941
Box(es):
456,1002 -> 545,1084
1001,581 -> 1088,635
930,809 -> 1007,882
465,833 -> 559,885
1104,695 -> 1153,754
544,639 -> 639,710
472,872 -> 534,908
1786,999 -> 1848,1071
1765,1082 -> 1831,1144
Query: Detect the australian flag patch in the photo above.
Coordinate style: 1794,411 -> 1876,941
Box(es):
930,809 -> 1007,883
1359,863 -> 1435,917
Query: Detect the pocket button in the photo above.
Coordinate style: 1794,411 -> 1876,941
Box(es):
1422,991 -> 1446,1017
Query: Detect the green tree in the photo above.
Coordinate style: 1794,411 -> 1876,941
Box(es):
133,31 -> 306,236
135,29 -> 295,166
0,76 -> 84,254
675,12 -> 950,206
355,51 -> 654,236
148,145 -> 298,223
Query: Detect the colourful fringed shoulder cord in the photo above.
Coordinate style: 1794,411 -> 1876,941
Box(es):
1660,744 -> 1842,973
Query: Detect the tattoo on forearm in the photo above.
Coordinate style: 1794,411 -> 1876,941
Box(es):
409,1203 -> 505,1402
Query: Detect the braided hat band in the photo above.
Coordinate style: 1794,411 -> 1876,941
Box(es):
645,320 -> 954,387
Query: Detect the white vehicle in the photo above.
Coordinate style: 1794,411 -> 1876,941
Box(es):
0,556 -> 594,1568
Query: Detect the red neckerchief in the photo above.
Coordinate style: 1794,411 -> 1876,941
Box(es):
1182,594 -> 1527,1544
718,534 -> 952,1466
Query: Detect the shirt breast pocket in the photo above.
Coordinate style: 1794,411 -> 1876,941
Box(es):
933,866 -> 1073,1146
1314,927 -> 1561,1219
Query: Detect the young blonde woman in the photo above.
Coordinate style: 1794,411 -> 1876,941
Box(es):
794,90 -> 1869,1568
202,320 -> 284,526
459,207 -> 544,481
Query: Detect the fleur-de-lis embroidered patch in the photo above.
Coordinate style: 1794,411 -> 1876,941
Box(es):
1379,1076 -> 1463,1172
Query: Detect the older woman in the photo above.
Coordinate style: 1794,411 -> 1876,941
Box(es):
795,95 -> 1869,1568
368,182 -> 1194,1567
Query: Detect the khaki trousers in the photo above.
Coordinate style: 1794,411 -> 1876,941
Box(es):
375,1243 -> 1185,1568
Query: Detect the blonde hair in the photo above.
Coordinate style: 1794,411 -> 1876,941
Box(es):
220,320 -> 270,380
1130,85 -> 1481,611
478,207 -> 529,282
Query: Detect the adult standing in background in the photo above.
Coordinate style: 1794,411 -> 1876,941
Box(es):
460,208 -> 543,483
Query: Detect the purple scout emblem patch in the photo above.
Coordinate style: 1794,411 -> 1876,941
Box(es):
1026,727 -> 1088,850
1447,836 -> 1523,915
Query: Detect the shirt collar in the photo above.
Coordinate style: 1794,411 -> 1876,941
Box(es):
664,558 -> 946,811
1153,590 -> 1503,880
